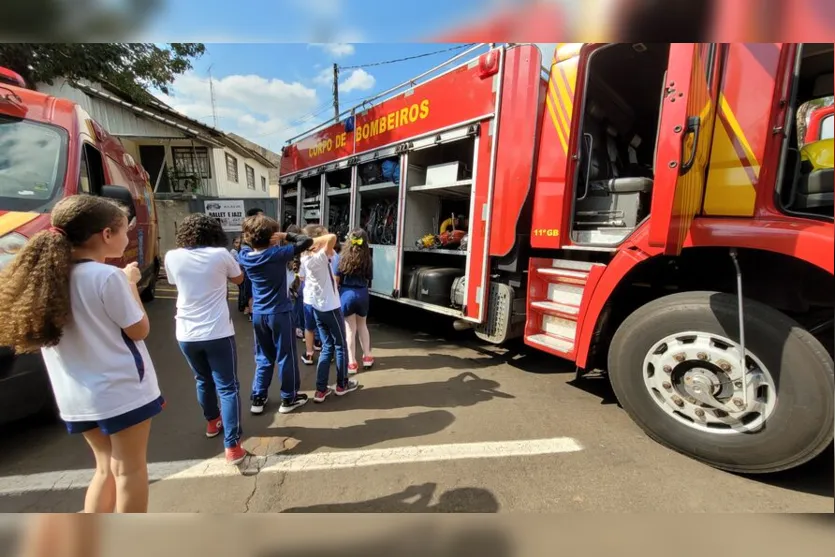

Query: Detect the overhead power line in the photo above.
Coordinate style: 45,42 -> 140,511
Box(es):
338,44 -> 476,71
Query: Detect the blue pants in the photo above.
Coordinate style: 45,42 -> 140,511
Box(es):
314,308 -> 348,392
252,312 -> 301,401
294,297 -> 319,338
178,337 -> 242,449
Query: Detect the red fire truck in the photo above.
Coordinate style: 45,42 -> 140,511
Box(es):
278,42 -> 834,474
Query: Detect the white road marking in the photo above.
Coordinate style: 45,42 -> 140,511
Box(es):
0,437 -> 582,496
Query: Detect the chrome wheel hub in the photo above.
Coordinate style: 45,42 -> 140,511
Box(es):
642,331 -> 776,434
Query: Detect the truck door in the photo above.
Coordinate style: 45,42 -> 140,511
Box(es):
648,43 -> 722,255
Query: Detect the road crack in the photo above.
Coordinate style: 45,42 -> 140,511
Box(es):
243,472 -> 259,512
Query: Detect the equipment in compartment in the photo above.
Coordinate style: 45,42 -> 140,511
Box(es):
403,266 -> 464,306
425,161 -> 471,185
328,203 -> 350,238
415,229 -> 467,250
381,159 -> 400,184
361,199 -> 397,245
451,276 -> 466,308
359,157 -> 401,186
414,212 -> 469,251
359,160 -> 385,185
302,196 -> 320,222
282,211 -> 295,230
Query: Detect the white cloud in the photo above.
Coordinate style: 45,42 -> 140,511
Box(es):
311,43 -> 356,57
339,68 -> 375,93
313,67 -> 334,87
154,71 -> 322,151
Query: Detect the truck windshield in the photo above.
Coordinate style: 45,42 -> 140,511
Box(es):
0,116 -> 68,213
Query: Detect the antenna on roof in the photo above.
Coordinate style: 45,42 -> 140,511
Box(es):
208,65 -> 218,128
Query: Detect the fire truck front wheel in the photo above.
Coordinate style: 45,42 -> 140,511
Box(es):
607,291 -> 834,474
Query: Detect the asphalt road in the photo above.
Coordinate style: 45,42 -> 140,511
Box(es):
0,285 -> 831,513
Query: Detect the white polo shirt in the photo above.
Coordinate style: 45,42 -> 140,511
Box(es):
41,262 -> 160,422
300,250 -> 341,312
164,247 -> 243,342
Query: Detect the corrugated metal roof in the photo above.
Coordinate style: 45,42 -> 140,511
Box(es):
51,80 -> 277,169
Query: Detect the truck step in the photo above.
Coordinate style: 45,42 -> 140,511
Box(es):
527,333 -> 574,354
549,259 -> 602,272
536,267 -> 589,284
541,314 -> 578,340
546,283 -> 585,307
530,300 -> 580,319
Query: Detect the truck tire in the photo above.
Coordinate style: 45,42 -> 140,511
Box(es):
140,277 -> 156,303
607,291 -> 834,474
140,262 -> 159,303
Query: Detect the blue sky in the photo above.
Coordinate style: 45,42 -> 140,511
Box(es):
146,0 -> 504,43
142,0 -> 558,152
155,41 -> 555,153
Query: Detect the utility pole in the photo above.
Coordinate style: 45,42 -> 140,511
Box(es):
332,62 -> 339,123
208,64 -> 218,128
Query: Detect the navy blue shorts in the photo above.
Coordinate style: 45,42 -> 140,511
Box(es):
65,395 -> 166,435
303,303 -> 317,332
341,286 -> 369,317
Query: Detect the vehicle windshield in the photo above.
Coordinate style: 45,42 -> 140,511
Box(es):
0,116 -> 68,213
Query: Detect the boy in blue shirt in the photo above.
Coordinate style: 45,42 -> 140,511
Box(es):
238,214 -> 327,415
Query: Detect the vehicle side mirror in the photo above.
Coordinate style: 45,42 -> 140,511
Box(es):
100,185 -> 137,222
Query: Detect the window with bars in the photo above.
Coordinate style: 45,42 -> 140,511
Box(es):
261,175 -> 267,192
226,153 -> 239,183
171,147 -> 211,179
245,164 -> 256,190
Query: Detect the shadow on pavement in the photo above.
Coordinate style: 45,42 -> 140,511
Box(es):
265,409 -> 456,456
566,373 -> 620,406
281,482 -> 499,513
747,443 -> 833,499
365,353 -> 495,373
303,371 -> 514,413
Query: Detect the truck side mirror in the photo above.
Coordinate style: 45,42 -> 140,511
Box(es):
100,185 -> 137,222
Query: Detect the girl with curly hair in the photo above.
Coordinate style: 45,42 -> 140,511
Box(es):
0,194 -> 162,513
163,214 -> 247,465
337,228 -> 374,373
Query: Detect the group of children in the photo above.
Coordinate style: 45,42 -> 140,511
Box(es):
0,194 -> 375,513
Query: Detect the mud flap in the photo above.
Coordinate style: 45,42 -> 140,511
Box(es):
475,282 -> 526,344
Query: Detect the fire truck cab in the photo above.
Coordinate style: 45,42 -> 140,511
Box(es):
0,75 -> 161,425
279,43 -> 834,474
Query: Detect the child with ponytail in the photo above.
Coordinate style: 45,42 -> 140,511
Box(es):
0,194 -> 162,513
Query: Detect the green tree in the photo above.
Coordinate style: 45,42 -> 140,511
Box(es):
0,43 -> 206,100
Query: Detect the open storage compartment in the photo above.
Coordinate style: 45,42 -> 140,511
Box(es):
323,165 -> 352,239
280,178 -> 299,230
300,174 -> 322,227
399,131 -> 475,310
355,149 -> 402,296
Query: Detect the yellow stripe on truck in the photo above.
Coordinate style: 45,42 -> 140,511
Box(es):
0,212 -> 39,237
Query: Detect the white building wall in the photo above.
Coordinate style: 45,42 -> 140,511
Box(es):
212,148 -> 273,199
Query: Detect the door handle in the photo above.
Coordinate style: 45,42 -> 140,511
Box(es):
680,115 -> 701,173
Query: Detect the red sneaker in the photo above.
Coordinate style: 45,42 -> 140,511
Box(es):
348,362 -> 359,375
226,444 -> 247,465
313,388 -> 333,403
362,356 -> 375,369
206,417 -> 223,438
